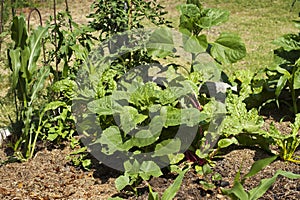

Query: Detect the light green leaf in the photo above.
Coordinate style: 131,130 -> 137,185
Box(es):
147,27 -> 174,58
249,170 -> 300,200
293,67 -> 300,89
183,34 -> 208,53
153,138 -> 181,157
211,33 -> 246,64
140,161 -> 163,180
217,137 -> 239,148
28,26 -> 49,73
29,66 -> 50,106
88,96 -> 114,116
115,175 -> 130,191
273,33 -> 300,51
222,181 -> 249,200
275,74 -> 289,97
243,156 -> 277,181
95,126 -> 124,155
120,106 -> 148,134
197,8 -> 229,29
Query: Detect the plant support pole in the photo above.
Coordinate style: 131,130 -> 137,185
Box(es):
64,0 -> 72,32
54,0 -> 58,80
0,0 -> 4,55
28,8 -> 46,64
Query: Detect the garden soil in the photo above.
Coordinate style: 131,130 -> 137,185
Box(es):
0,114 -> 299,200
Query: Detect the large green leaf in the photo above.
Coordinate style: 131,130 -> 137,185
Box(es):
124,115 -> 164,148
146,27 -> 174,58
115,175 -> 130,191
139,161 -> 163,180
120,106 -> 148,134
182,34 -> 208,53
88,96 -> 114,116
8,49 -> 21,89
29,66 -> 50,106
242,156 -> 277,181
11,16 -> 28,49
273,33 -> 300,51
210,33 -> 246,64
153,138 -> 181,157
197,8 -> 229,29
95,126 -> 124,154
28,26 -> 49,74
177,4 -> 201,19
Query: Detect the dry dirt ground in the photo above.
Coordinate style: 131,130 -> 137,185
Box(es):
0,0 -> 300,199
0,123 -> 299,200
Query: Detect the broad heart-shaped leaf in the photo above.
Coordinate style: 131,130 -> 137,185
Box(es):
94,126 -> 124,155
28,25 -> 49,74
273,33 -> 300,51
123,115 -> 164,148
29,66 -> 50,106
210,33 -> 246,64
153,138 -> 181,157
197,8 -> 229,29
248,170 -> 300,200
11,16 -> 28,49
115,175 -> 130,191
146,27 -> 174,58
182,34 -> 208,53
139,161 -> 163,180
161,167 -> 189,200
120,106 -> 148,134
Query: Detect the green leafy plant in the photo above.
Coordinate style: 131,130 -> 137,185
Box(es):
264,19 -> 300,114
263,114 -> 300,163
177,0 -> 246,72
88,0 -> 170,41
222,155 -> 300,200
7,15 -> 50,160
148,166 -> 189,200
217,90 -> 273,153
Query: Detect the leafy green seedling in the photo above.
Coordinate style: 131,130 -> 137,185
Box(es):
265,114 -> 300,163
148,167 -> 189,200
222,155 -> 300,200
